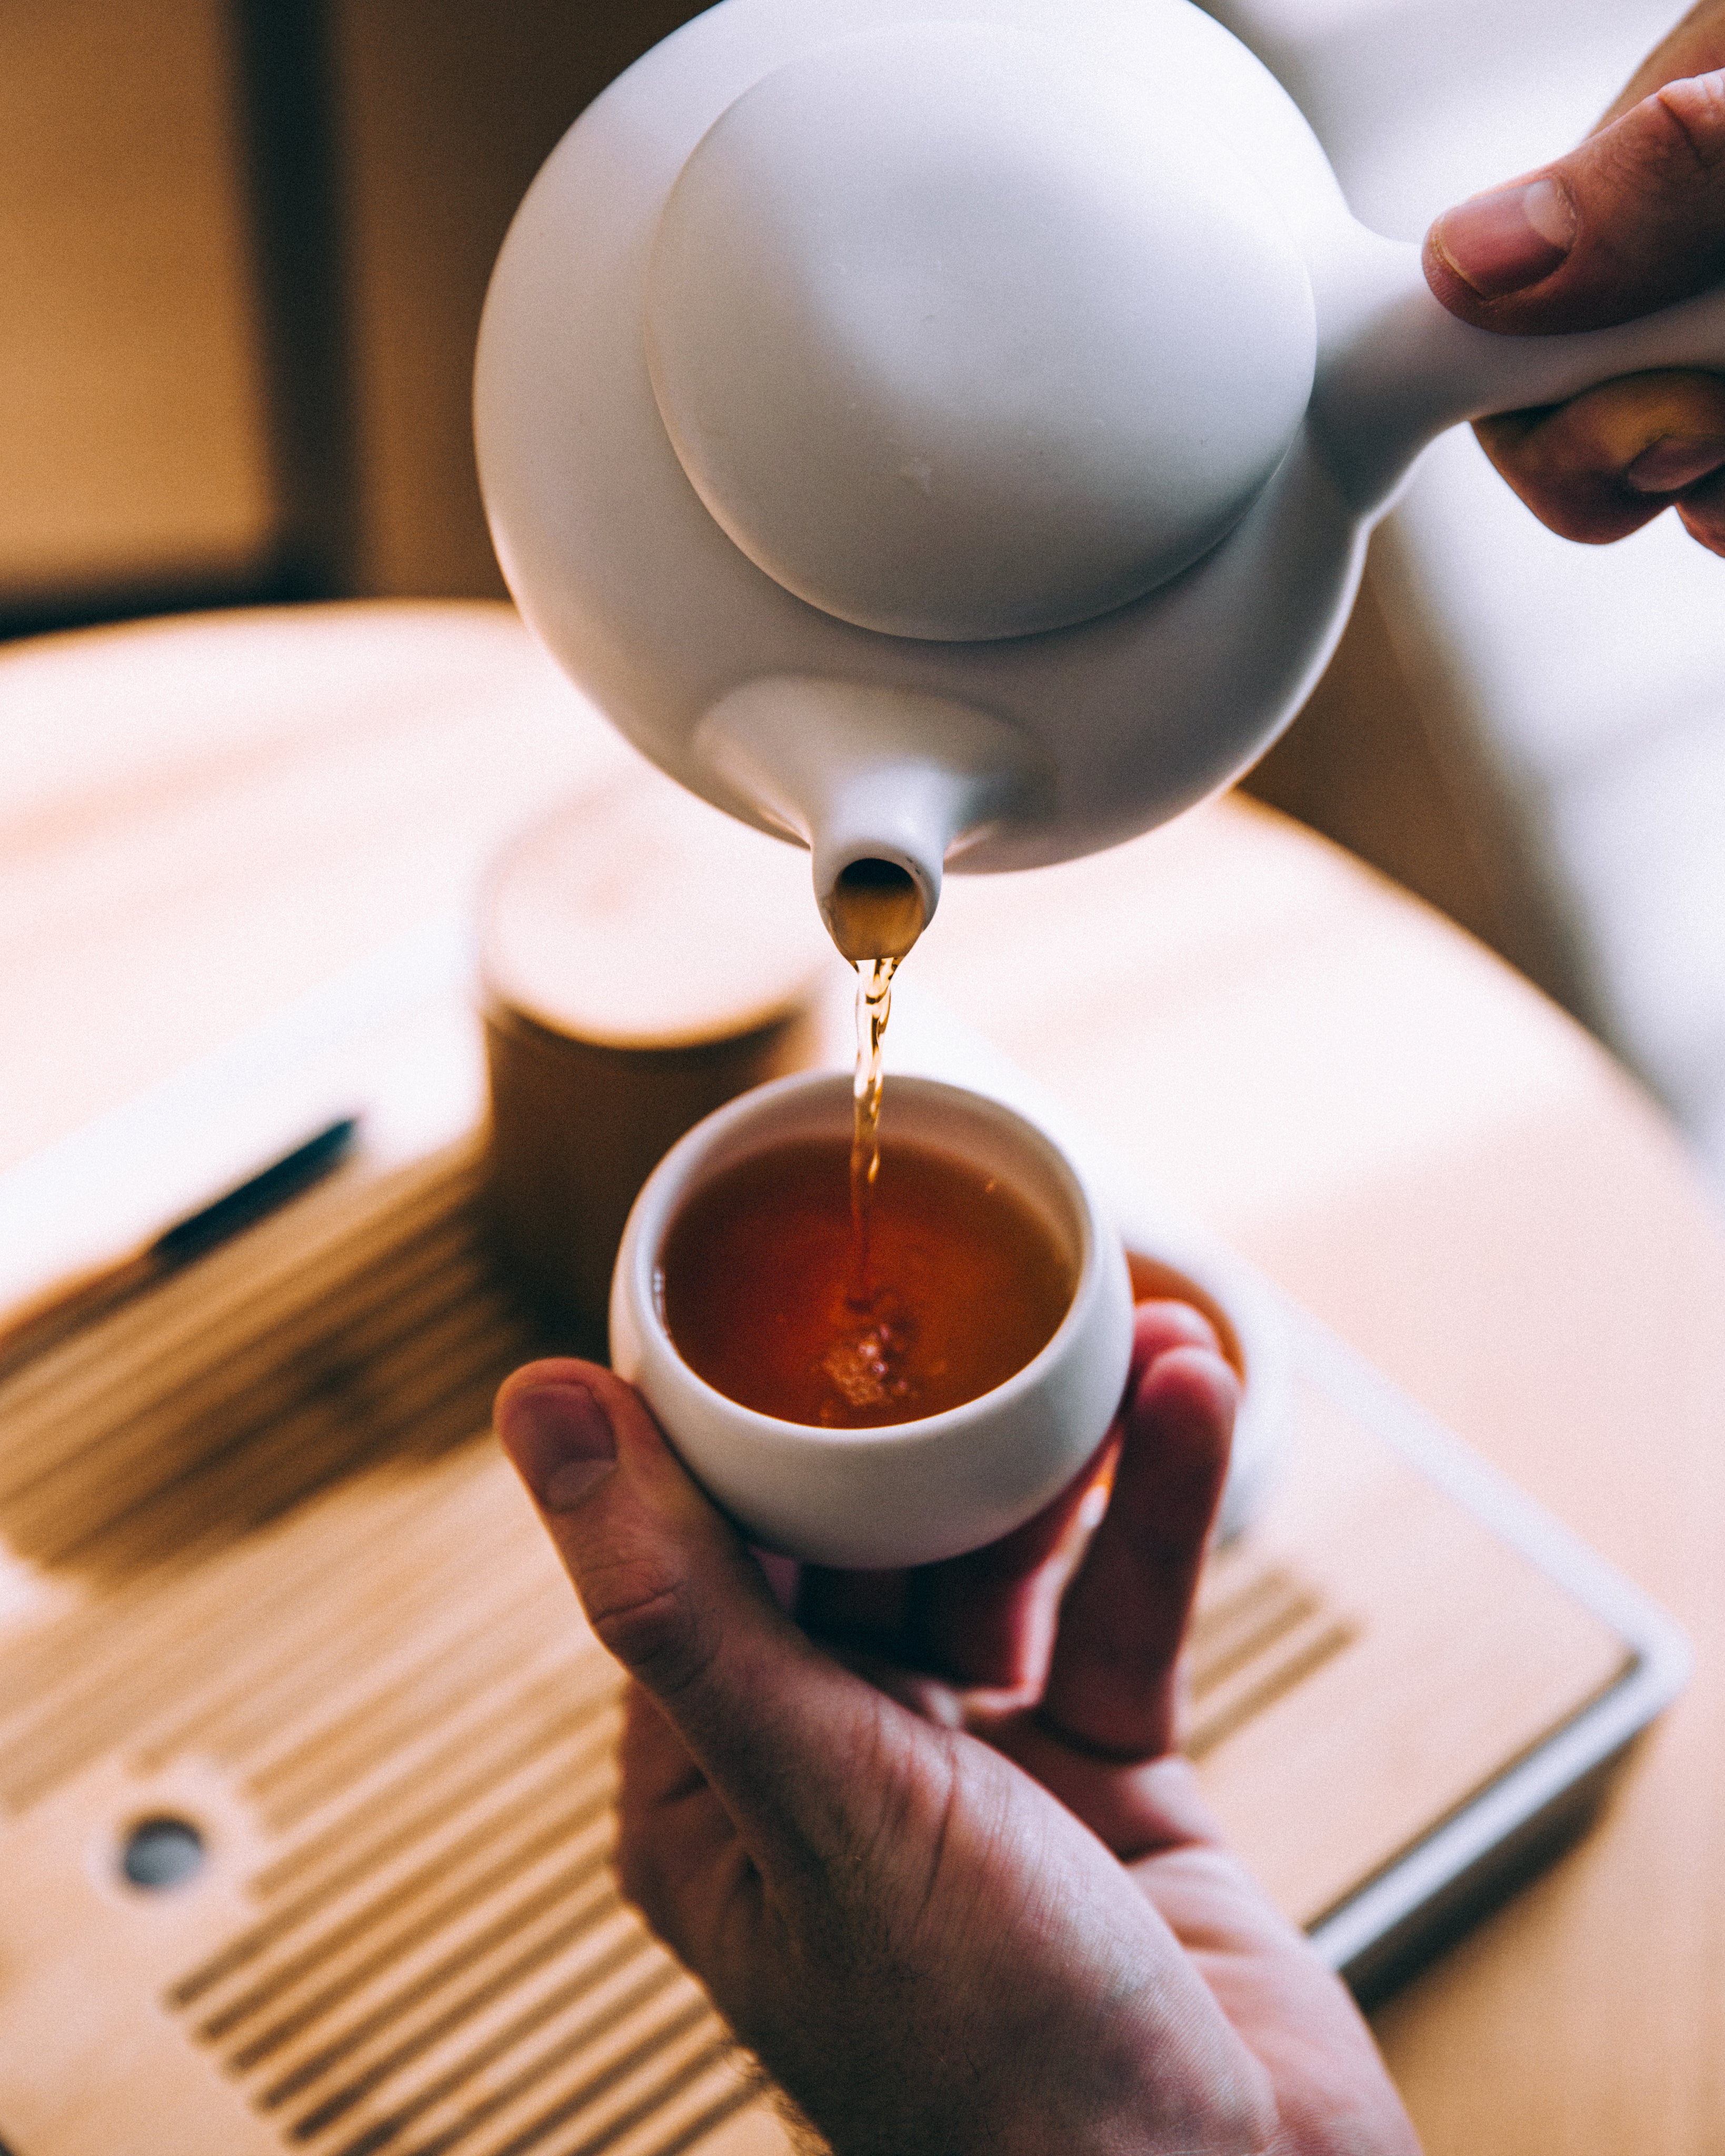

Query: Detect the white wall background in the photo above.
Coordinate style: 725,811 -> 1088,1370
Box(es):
1208,0 -> 1725,1194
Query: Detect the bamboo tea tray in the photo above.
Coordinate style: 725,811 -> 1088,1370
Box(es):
0,969 -> 1688,2156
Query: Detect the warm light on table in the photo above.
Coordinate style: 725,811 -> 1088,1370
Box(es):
4,601 -> 1724,2154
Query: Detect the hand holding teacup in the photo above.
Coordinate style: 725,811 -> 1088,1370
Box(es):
492,1295 -> 1419,2155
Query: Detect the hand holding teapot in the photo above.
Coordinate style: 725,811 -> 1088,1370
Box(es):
476,0 -> 1725,957
1428,0 -> 1725,553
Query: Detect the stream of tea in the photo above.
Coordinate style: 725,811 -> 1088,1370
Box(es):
658,861 -> 1071,1427
847,954 -> 896,1306
817,953 -> 906,1415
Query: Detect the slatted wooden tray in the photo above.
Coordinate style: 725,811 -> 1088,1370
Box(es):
0,1117 -> 1687,2156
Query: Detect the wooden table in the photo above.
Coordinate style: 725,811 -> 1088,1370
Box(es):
5,601 -> 1724,2155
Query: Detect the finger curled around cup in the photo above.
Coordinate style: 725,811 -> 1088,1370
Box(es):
800,1298 -> 1231,1696
1126,1296 -> 1228,1389
1038,1332 -> 1238,1764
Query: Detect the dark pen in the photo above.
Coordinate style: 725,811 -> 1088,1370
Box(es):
0,1115 -> 362,1378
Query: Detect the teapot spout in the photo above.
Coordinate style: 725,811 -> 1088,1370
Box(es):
696,680 -> 1050,962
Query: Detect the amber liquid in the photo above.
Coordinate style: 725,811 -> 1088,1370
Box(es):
659,1134 -> 1076,1428
849,955 -> 896,1305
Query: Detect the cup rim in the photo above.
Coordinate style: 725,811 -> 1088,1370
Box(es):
618,1070 -> 1113,1452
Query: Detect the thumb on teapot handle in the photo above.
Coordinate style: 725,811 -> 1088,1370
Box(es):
1309,233 -> 1725,516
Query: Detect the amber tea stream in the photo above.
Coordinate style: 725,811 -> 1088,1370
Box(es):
658,854 -> 1072,1425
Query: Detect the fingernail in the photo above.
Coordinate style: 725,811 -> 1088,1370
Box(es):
1436,176 -> 1576,297
500,1383 -> 616,1511
1626,435 -> 1725,494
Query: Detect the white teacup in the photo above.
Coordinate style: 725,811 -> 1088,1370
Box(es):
610,1071 -> 1135,1568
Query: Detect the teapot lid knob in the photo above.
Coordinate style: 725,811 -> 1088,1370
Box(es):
644,21 -> 1317,645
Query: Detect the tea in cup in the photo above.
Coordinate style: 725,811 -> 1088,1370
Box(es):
609,1071 -> 1134,1568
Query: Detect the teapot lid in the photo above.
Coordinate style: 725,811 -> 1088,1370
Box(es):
476,0 -> 1362,881
645,22 -> 1315,643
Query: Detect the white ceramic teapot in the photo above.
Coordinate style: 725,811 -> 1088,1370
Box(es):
476,0 -> 1725,959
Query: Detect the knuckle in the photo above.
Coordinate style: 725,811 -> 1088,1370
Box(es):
583,1551 -> 718,1701
1599,75 -> 1725,197
1654,72 -> 1725,175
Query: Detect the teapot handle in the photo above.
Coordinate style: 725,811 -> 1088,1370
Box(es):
1311,232 -> 1725,511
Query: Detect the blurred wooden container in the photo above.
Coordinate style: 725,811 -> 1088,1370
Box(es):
479,768 -> 845,1335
